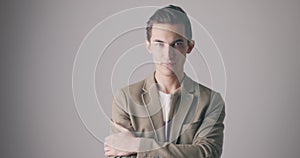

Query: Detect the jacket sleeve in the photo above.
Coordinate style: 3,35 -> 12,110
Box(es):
109,88 -> 138,158
137,92 -> 225,158
111,88 -> 133,132
111,88 -> 225,158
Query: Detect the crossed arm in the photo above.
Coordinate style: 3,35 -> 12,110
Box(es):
104,91 -> 225,158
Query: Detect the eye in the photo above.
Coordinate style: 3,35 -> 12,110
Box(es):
173,41 -> 184,48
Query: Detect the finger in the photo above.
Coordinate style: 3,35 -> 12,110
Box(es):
116,151 -> 132,157
104,150 -> 114,157
104,146 -> 111,152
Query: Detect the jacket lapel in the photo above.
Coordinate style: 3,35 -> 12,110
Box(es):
141,73 -> 165,142
169,75 -> 197,143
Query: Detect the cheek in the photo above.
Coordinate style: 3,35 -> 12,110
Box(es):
151,52 -> 162,61
174,50 -> 186,59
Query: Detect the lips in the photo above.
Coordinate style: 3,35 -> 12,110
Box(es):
160,62 -> 175,67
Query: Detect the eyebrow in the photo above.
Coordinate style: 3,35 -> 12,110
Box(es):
152,39 -> 184,44
153,39 -> 164,43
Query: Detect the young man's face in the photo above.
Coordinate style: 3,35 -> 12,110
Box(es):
146,23 -> 194,79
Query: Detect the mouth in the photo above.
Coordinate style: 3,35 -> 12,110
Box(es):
160,62 -> 175,67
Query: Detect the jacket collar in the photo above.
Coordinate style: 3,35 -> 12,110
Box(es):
142,72 -> 196,95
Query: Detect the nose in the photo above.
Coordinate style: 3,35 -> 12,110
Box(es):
163,45 -> 174,59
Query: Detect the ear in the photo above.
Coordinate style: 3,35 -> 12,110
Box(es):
186,40 -> 194,54
145,40 -> 151,54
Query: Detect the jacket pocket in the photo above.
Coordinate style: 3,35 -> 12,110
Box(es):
178,121 -> 202,143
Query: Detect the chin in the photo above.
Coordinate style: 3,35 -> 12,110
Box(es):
157,67 -> 177,77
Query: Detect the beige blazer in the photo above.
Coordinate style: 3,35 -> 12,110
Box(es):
111,73 -> 225,158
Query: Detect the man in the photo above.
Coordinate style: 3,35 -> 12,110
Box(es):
104,5 -> 225,158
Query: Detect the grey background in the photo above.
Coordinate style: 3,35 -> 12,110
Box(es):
1,0 -> 300,158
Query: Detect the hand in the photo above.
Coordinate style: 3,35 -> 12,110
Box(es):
104,123 -> 141,157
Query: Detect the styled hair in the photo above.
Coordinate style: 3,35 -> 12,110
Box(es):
146,5 -> 192,42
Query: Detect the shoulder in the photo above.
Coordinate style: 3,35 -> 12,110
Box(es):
114,77 -> 147,102
119,79 -> 146,95
183,75 -> 213,97
186,76 -> 222,105
198,83 -> 223,105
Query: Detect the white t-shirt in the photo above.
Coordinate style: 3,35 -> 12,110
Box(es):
159,91 -> 172,141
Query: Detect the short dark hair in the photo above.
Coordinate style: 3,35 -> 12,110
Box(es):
146,5 -> 192,42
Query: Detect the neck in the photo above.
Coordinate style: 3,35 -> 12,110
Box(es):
155,71 -> 184,94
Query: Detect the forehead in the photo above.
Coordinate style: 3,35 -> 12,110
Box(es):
151,23 -> 186,42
